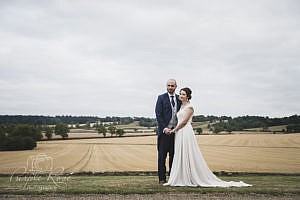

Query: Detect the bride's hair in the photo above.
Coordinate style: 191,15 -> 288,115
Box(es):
180,87 -> 192,100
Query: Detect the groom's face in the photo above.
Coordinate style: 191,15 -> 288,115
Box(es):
167,80 -> 177,94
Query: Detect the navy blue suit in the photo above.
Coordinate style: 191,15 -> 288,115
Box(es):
155,92 -> 181,182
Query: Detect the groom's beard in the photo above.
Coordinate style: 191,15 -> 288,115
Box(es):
167,90 -> 175,95
167,87 -> 176,94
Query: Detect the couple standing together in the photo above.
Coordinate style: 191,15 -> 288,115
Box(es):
155,79 -> 251,187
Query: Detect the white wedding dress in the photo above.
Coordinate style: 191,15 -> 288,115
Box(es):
164,103 -> 252,187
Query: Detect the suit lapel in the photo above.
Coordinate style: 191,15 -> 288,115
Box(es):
164,93 -> 172,110
176,94 -> 181,111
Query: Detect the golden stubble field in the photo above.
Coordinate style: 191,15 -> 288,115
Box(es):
0,133 -> 299,174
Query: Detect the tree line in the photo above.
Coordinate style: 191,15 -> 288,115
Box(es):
1,115 -> 299,129
1,114 -> 299,151
0,122 -> 129,151
0,115 -> 137,125
0,123 -> 69,151
95,124 -> 125,138
211,115 -> 300,133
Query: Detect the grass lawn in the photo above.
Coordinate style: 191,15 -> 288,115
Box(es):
0,175 -> 299,195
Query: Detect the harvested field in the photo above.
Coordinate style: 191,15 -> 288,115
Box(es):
0,133 -> 299,174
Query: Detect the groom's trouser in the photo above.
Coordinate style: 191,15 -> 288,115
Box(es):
157,133 -> 174,181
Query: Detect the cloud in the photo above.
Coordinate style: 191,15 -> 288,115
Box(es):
0,0 -> 299,117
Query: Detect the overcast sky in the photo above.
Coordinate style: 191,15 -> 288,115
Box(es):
0,0 -> 299,118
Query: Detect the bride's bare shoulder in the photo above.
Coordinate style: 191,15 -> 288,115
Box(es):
186,103 -> 194,111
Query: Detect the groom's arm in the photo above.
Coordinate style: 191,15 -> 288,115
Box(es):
155,95 -> 167,131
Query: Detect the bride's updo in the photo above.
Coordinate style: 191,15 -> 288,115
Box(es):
180,87 -> 192,100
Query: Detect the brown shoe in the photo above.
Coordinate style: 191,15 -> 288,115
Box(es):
159,180 -> 167,185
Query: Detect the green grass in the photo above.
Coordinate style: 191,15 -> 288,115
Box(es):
0,175 -> 299,195
191,121 -> 210,129
245,125 -> 287,132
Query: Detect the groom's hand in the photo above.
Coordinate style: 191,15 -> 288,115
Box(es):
163,128 -> 171,135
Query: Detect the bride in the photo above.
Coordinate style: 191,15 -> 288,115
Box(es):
163,87 -> 252,187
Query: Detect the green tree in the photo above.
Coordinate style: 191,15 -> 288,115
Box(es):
12,124 -> 42,141
45,126 -> 53,140
116,129 -> 125,137
0,136 -> 36,151
55,123 -> 69,139
97,124 -> 107,137
22,136 -> 36,150
108,125 -> 116,136
287,124 -> 300,133
213,126 -> 223,134
196,127 -> 203,135
0,124 -> 38,151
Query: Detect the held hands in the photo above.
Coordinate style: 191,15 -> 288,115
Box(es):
163,128 -> 176,135
163,128 -> 171,135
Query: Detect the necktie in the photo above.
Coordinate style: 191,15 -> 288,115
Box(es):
171,96 -> 175,107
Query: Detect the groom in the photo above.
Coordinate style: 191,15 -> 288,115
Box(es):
155,79 -> 181,184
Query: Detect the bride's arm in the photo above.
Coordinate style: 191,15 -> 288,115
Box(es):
171,107 -> 194,133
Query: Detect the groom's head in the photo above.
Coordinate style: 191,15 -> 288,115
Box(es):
166,79 -> 177,95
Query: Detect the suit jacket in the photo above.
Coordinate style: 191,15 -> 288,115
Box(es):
155,92 -> 181,137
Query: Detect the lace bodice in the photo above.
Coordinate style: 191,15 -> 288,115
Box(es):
177,103 -> 194,124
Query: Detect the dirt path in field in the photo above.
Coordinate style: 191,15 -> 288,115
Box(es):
1,193 -> 298,200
